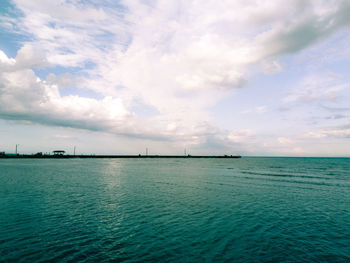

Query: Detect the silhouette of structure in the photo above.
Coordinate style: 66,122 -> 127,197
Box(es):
53,150 -> 65,156
0,151 -> 241,159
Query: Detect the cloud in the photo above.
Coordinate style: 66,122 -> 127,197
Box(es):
15,44 -> 48,68
1,0 -> 350,152
0,50 -> 16,67
0,44 -> 48,71
228,130 -> 255,143
324,114 -> 348,120
255,1 -> 350,57
0,47 -> 240,144
46,73 -> 74,89
0,49 -> 134,134
321,105 -> 350,112
52,134 -> 76,140
305,128 -> 350,139
242,106 -> 267,115
284,74 -> 348,103
277,137 -> 294,145
260,59 -> 284,74
279,71 -> 350,128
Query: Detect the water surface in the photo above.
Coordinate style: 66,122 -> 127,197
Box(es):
1,157 -> 350,262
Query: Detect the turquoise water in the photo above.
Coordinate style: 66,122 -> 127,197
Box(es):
0,157 -> 350,262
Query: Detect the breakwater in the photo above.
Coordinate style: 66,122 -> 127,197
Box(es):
0,154 -> 241,159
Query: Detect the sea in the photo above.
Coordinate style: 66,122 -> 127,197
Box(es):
0,157 -> 349,262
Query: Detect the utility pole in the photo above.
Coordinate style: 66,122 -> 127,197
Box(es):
74,146 -> 76,156
15,144 -> 19,155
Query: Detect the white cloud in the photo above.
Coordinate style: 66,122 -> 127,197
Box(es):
46,73 -> 74,89
284,74 -> 348,103
0,49 -> 133,134
261,59 -> 283,74
305,128 -> 350,139
228,130 -> 255,143
52,134 -> 75,140
1,0 -> 350,153
0,50 -> 16,67
0,45 -> 48,72
242,106 -> 267,115
15,44 -> 48,68
277,137 -> 294,145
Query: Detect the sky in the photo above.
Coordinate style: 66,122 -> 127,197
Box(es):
0,0 -> 350,156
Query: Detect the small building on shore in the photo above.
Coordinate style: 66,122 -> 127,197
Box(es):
53,150 -> 65,156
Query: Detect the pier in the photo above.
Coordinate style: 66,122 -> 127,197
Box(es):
0,154 -> 241,159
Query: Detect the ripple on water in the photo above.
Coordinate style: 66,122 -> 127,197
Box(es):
0,158 -> 350,262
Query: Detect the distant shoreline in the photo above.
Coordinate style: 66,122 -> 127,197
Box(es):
0,154 -> 242,159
